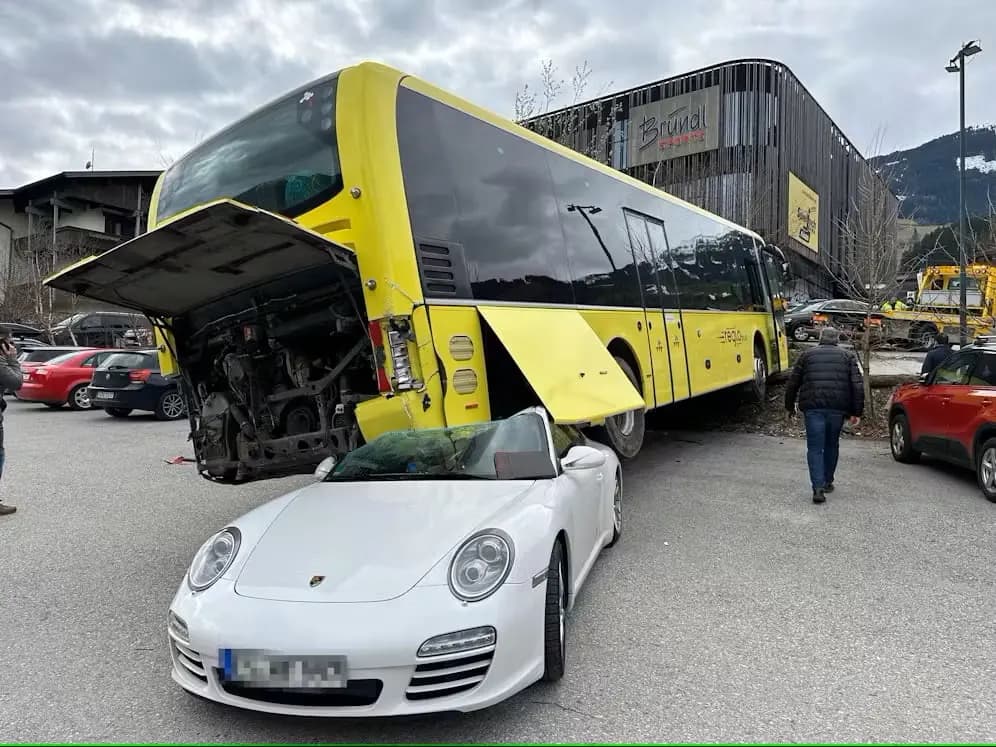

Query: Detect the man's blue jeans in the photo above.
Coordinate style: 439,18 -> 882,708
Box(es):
803,409 -> 845,491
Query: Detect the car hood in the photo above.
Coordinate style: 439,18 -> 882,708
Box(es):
233,479 -> 534,603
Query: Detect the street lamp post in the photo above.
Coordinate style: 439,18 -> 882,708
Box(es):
946,40 -> 982,347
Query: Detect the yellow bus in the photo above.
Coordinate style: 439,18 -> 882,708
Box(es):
46,61 -> 790,483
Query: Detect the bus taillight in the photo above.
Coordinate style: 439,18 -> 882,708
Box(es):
387,328 -> 414,390
368,321 -> 391,393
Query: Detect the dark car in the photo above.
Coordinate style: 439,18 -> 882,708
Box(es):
49,311 -> 153,348
2,322 -> 46,339
784,299 -> 873,342
13,338 -> 50,354
88,350 -> 187,420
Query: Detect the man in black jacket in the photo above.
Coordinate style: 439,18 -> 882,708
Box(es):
921,333 -> 953,376
785,327 -> 865,503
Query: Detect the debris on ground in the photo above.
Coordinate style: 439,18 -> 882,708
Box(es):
650,383 -> 897,441
164,455 -> 196,465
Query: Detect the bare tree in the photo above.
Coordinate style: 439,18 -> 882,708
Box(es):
1,227 -> 92,339
822,137 -> 909,417
513,58 -> 620,165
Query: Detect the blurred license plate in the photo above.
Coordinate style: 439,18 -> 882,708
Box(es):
96,392 -> 115,399
220,649 -> 348,688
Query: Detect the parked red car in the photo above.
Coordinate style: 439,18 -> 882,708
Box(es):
18,348 -> 127,410
888,343 -> 996,501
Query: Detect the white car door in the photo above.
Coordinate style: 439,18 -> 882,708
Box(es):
550,424 -> 605,586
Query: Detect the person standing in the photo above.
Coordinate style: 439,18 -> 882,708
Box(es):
785,327 -> 865,503
921,332 -> 953,376
0,327 -> 24,515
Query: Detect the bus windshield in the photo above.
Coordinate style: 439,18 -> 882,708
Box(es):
155,74 -> 344,222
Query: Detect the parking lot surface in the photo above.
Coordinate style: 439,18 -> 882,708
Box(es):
1,400 -> 993,742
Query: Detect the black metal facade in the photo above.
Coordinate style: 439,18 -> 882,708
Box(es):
522,58 -> 897,300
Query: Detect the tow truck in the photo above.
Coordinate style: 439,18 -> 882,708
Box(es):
869,264 -> 996,348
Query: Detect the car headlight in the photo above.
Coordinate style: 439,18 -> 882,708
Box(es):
448,529 -> 514,602
187,527 -> 241,592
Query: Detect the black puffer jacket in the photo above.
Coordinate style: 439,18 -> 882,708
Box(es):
785,342 -> 865,416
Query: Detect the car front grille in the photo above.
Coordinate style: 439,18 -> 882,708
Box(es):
171,639 -> 207,683
218,678 -> 384,707
405,646 -> 495,701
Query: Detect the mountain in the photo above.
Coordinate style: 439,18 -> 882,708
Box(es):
870,125 -> 996,224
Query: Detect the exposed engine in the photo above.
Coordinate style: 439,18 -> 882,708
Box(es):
172,268 -> 377,483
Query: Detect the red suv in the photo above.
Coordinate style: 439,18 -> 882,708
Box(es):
888,344 -> 996,501
18,348 -> 125,410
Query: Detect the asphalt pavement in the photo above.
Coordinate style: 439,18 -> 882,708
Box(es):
0,400 -> 993,742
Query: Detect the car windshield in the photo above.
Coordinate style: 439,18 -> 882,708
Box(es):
101,352 -> 157,370
325,412 -> 556,482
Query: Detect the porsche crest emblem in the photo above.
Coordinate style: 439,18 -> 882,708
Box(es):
309,575 -> 325,587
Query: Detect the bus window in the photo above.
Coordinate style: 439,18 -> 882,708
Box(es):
156,74 -> 343,222
546,154 -> 645,308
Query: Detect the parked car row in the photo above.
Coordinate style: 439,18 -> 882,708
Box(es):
784,299 -> 875,342
12,345 -> 185,420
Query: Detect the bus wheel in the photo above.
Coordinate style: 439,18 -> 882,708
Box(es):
592,356 -> 644,460
749,342 -> 768,403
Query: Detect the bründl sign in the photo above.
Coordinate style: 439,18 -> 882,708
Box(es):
627,85 -> 721,167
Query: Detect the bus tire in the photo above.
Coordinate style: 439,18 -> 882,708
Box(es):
748,341 -> 768,403
591,356 -> 644,460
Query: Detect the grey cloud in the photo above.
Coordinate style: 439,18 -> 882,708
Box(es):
2,0 -> 995,187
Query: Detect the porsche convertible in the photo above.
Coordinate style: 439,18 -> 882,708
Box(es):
168,407 -> 623,716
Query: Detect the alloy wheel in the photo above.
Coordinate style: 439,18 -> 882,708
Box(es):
891,422 -> 904,455
74,387 -> 91,409
981,448 -> 996,492
162,392 -> 186,419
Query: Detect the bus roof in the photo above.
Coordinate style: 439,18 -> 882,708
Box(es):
353,60 -> 766,245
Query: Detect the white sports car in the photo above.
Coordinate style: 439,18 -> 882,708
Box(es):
168,407 -> 622,716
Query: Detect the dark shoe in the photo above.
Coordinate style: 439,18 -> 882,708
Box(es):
0,503 -> 16,515
812,489 -> 826,504
824,482 -> 835,493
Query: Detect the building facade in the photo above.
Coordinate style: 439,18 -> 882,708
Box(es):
522,58 -> 898,301
0,170 -> 161,313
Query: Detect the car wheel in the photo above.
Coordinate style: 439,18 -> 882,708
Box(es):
590,356 -> 644,460
67,384 -> 92,411
106,407 -> 133,418
606,470 -> 622,548
976,438 -> 996,502
792,325 -> 810,342
541,541 -> 567,683
155,391 -> 187,421
889,412 -> 920,463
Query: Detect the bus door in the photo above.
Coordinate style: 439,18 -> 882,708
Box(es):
757,242 -> 790,373
648,217 -> 690,401
624,211 -> 682,406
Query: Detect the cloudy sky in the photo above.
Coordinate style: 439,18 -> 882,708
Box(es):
1,0 -> 993,187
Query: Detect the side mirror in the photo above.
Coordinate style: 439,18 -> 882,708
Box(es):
561,445 -> 606,471
314,455 -> 338,480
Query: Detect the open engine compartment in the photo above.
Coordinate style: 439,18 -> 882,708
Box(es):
171,263 -> 378,482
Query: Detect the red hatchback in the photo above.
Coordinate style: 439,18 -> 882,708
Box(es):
888,344 -> 996,501
18,348 -> 125,410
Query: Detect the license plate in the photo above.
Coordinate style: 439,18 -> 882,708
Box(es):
96,392 -> 115,399
220,649 -> 349,688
